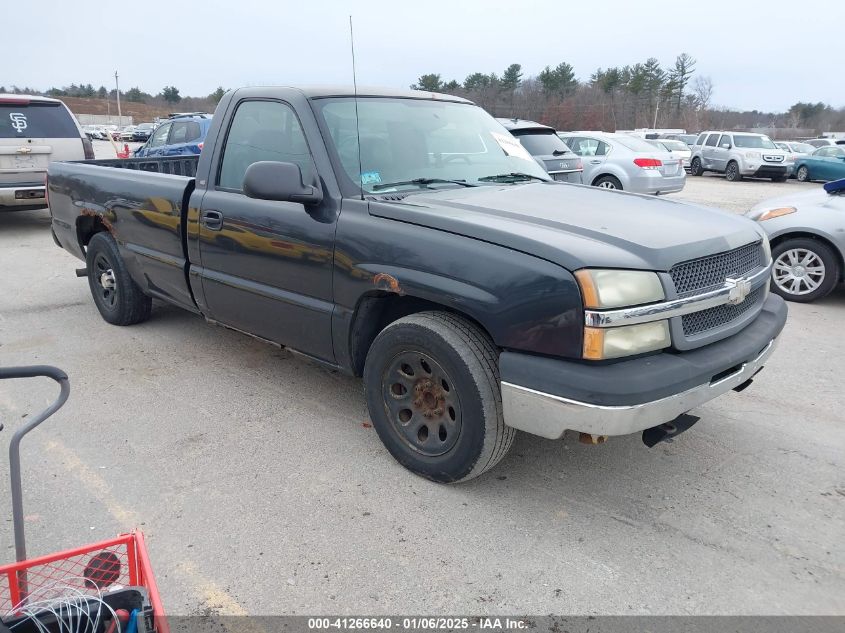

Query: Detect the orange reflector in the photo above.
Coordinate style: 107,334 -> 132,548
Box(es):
583,327 -> 605,360
574,270 -> 600,309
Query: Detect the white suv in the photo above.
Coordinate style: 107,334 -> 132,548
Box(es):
690,131 -> 792,182
1,94 -> 92,211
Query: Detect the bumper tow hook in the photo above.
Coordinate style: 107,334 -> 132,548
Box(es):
642,413 -> 701,448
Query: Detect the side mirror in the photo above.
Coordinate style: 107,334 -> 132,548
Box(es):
721,143 -> 732,150
243,161 -> 323,205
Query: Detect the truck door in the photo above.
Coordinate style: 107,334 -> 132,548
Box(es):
195,98 -> 337,362
711,134 -> 732,172
701,133 -> 720,169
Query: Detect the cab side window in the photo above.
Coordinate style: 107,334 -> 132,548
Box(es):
718,134 -> 732,147
218,100 -> 313,192
705,134 -> 720,147
170,121 -> 202,145
148,123 -> 171,148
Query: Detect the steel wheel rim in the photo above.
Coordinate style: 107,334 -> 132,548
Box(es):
93,253 -> 118,309
382,351 -> 462,457
598,180 -> 616,189
773,248 -> 825,296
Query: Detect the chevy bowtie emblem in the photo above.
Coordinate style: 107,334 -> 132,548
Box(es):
726,277 -> 752,305
17,146 -> 32,154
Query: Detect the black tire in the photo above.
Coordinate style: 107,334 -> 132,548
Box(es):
690,156 -> 704,176
770,238 -> 839,303
725,161 -> 742,182
593,175 -> 623,190
771,175 -> 788,183
85,232 -> 152,325
363,311 -> 514,483
796,165 -> 811,182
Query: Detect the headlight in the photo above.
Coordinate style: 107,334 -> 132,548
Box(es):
574,269 -> 664,309
756,206 -> 796,222
583,321 -> 671,360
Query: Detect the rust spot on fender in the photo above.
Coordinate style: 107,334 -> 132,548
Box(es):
373,272 -> 404,295
80,208 -> 115,234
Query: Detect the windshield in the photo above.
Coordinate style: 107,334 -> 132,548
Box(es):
733,134 -> 777,149
137,123 -> 154,130
513,130 -> 571,156
677,134 -> 697,145
0,103 -> 79,138
314,97 -> 549,193
791,142 -> 814,153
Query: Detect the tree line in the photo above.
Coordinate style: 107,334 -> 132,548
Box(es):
410,55 -> 845,135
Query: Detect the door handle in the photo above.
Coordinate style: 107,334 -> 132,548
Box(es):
201,210 -> 223,231
589,160 -> 602,165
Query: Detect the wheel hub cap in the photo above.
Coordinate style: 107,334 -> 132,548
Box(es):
100,269 -> 116,290
383,352 -> 462,456
773,248 -> 824,295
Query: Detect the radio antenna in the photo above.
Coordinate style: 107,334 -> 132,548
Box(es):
349,15 -> 364,200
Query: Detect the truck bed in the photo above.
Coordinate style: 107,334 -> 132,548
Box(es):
48,158 -> 198,311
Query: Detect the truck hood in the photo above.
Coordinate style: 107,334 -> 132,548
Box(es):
369,182 -> 764,271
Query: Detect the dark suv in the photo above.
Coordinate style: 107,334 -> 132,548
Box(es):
497,118 -> 583,183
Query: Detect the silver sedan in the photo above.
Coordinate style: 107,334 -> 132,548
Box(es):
747,181 -> 845,302
558,132 -> 685,194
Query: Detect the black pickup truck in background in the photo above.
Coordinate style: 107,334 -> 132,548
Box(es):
47,86 -> 787,483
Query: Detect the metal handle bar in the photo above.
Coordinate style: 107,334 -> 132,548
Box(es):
1,366 -> 70,563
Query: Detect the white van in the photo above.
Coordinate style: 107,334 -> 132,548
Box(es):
1,94 -> 92,211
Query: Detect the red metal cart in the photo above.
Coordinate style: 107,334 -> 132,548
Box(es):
0,366 -> 167,633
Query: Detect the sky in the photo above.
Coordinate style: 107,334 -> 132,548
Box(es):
6,0 -> 838,113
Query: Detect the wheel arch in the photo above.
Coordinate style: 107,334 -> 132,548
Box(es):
347,291 -> 495,377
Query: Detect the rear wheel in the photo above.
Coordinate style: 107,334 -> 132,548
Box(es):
725,161 -> 742,182
690,157 -> 703,176
796,165 -> 810,182
771,238 -> 839,303
594,175 -> 622,190
363,312 -> 514,483
86,232 -> 152,325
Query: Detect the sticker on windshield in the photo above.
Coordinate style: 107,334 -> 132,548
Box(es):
360,171 -> 382,185
491,131 -> 533,162
9,112 -> 27,134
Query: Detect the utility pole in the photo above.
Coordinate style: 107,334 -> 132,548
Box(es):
114,71 -> 122,126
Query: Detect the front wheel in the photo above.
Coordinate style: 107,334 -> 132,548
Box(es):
689,157 -> 703,176
796,165 -> 810,182
363,312 -> 514,483
771,238 -> 839,303
725,161 -> 742,182
86,232 -> 152,325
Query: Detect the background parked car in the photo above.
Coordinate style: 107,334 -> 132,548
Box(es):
1,93 -> 93,211
775,141 -> 815,177
558,131 -> 685,194
133,114 -> 211,158
804,138 -> 845,149
690,131 -> 792,182
794,145 -> 845,182
120,125 -> 137,141
747,179 -> 845,302
660,133 -> 699,147
497,118 -> 583,183
132,122 -> 156,142
648,138 -> 692,171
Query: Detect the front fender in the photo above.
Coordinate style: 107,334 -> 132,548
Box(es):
332,201 -> 583,372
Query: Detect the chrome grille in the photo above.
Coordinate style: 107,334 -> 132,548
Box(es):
671,242 -> 764,297
682,286 -> 765,336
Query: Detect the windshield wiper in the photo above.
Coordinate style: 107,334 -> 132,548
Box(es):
552,149 -> 570,156
371,178 -> 477,191
478,172 -> 548,183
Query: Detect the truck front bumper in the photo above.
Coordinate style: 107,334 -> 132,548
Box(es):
500,294 -> 787,439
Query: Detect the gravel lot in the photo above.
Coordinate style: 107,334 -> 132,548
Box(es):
1,156 -> 843,616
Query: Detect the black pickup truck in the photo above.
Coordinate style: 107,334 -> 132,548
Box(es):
47,86 -> 787,483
